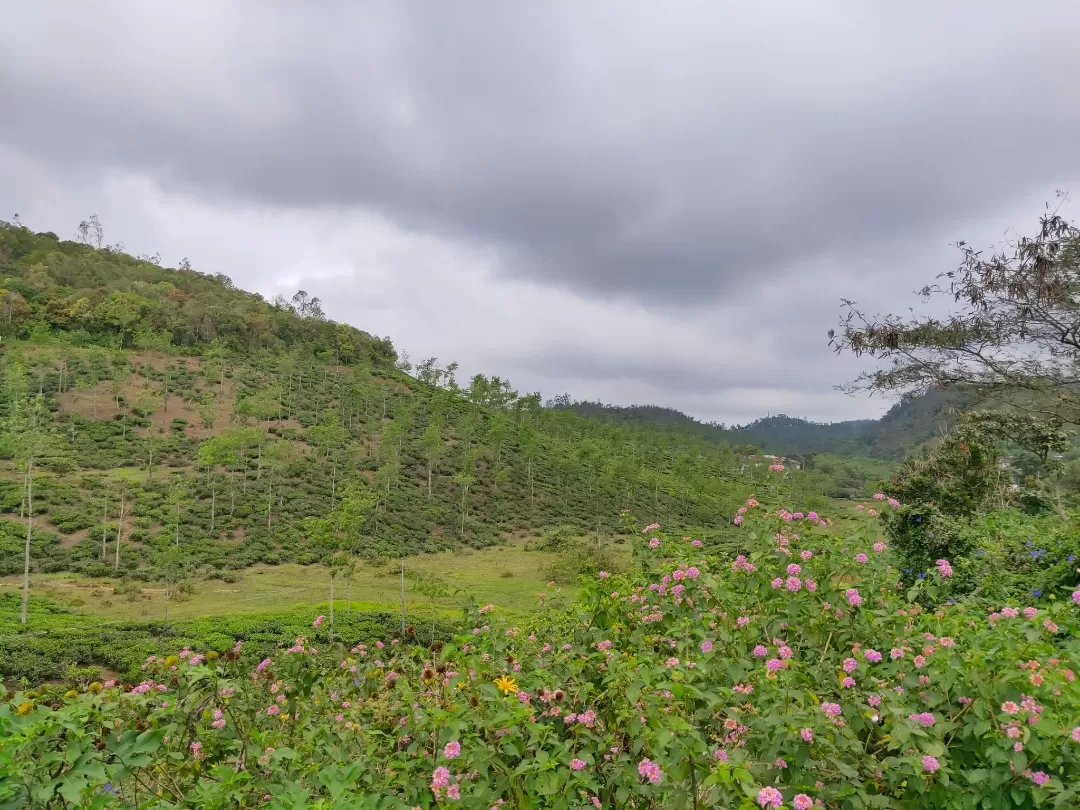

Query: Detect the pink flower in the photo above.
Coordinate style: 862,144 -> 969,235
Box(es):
775,758 -> 788,769
778,645 -> 793,659
714,749 -> 728,761
855,553 -> 868,563
887,497 -> 900,508
666,657 -> 680,668
914,655 -> 926,668
800,728 -> 814,742
864,649 -> 882,664
909,712 -> 936,727
443,741 -> 461,759
733,515 -> 744,525
873,542 -> 886,552
637,758 -> 662,784
1070,727 -> 1080,743
1031,771 -> 1049,786
737,616 -> 750,627
765,658 -> 783,672
687,566 -> 700,579
787,563 -> 802,575
786,576 -> 802,592
312,615 -> 325,628
935,560 -> 953,578
855,504 -> 865,511
821,702 -> 842,717
1001,607 -> 1019,618
649,538 -> 660,549
692,539 -> 703,547
921,755 -> 939,774
890,648 -> 905,659
446,784 -> 461,801
841,677 -> 855,689
190,741 -> 203,760
1023,607 -> 1037,620
570,758 -> 587,771
794,795 -> 813,810
806,511 -> 818,521
806,579 -> 817,592
755,786 -> 783,808
598,571 -> 609,579
845,588 -> 862,607
1072,589 -> 1080,606
873,493 -> 885,500
771,577 -> 784,589
266,705 -> 280,716
700,640 -> 714,654
753,645 -> 768,657
801,550 -> 813,561
843,657 -> 858,673
431,766 -> 451,789
867,695 -> 881,707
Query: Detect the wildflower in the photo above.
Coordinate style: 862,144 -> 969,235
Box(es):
1031,771 -> 1049,786
190,741 -> 204,760
785,576 -> 802,592
312,615 -> 325,628
921,755 -> 939,774
909,712 -> 936,727
637,758 -> 662,784
1023,607 -> 1037,620
598,571 -> 609,579
443,741 -> 461,759
821,702 -> 842,717
801,550 -> 813,561
806,579 -> 817,592
778,645 -> 792,659
737,616 -> 750,627
570,758 -> 587,771
700,640 -> 713,653
890,648 -> 905,659
666,657 -> 680,668
867,695 -> 881,707
771,577 -> 784,589
1071,727 -> 1080,743
800,728 -> 813,742
842,658 -> 858,673
692,539 -> 703,547
733,515 -> 744,525
714,749 -> 728,761
687,566 -> 700,578
793,795 -> 814,810
864,649 -> 882,663
755,786 -> 783,808
873,542 -> 886,552
855,553 -> 868,563
845,588 -> 862,607
1001,701 -> 1019,714
1001,607 -> 1019,618
753,645 -> 768,657
775,758 -> 788,768
446,784 -> 461,801
841,677 -> 855,689
935,559 -> 953,578
765,658 -> 783,673
649,538 -> 661,549
494,675 -> 518,695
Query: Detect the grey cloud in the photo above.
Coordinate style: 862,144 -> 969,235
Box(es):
3,1 -> 1079,309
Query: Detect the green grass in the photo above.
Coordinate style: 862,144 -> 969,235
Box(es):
0,537 -> 630,623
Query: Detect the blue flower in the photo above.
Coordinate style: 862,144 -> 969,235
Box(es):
927,532 -> 934,539
1068,554 -> 1075,563
917,572 -> 927,580
903,568 -> 911,575
915,517 -> 922,524
1033,589 -> 1042,598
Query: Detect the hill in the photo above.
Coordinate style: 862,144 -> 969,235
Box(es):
558,389 -> 972,462
0,221 -> 780,593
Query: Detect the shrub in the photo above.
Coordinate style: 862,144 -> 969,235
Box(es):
3,500 -> 1077,808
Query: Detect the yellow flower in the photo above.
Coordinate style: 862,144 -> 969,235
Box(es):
87,682 -> 103,694
16,701 -> 33,716
494,674 -> 518,695
206,651 -> 219,661
64,690 -> 79,699
163,655 -> 179,668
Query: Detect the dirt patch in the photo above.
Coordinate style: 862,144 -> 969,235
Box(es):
0,512 -> 77,542
57,382 -> 119,421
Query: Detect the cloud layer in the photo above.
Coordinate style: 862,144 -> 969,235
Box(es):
2,1 -> 1079,424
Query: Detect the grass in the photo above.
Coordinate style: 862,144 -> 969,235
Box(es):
0,537 -> 631,624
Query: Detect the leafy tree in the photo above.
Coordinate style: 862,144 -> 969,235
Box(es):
831,210 -> 1080,423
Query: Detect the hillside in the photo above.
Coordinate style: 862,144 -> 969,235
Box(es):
0,221 -> 783,592
560,389 -> 972,462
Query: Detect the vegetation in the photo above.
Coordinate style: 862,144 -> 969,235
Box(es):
2,503 -> 1078,808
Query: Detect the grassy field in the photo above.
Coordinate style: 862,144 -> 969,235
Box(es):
0,537 -> 631,624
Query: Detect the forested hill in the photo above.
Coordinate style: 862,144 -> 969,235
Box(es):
1,220 -> 796,584
555,388 -> 970,461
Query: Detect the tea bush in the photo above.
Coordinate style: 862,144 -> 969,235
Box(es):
2,501 -> 1078,809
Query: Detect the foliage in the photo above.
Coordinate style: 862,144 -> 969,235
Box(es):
830,209 -> 1080,424
2,502 -> 1079,808
0,591 -> 453,685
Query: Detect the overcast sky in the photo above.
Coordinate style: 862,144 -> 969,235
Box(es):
2,2 -> 1079,425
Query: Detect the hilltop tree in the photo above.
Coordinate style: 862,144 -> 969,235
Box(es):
831,209 -> 1080,423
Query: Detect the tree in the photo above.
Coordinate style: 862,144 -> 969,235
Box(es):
831,210 -> 1080,423
167,478 -> 188,548
420,420 -> 445,497
196,435 -> 237,536
1,394 -> 62,624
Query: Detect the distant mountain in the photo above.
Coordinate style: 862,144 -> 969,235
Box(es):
557,388 -> 973,461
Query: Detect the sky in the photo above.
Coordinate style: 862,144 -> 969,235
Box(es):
2,2 -> 1079,426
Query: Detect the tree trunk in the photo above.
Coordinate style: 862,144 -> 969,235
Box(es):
102,492 -> 109,559
20,458 -> 33,625
114,490 -> 125,572
329,573 -> 335,634
427,460 -> 432,497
